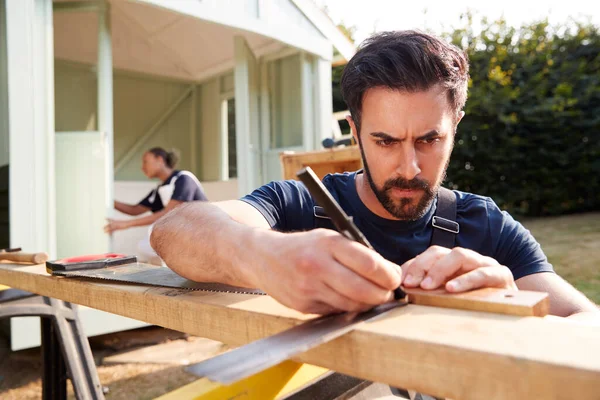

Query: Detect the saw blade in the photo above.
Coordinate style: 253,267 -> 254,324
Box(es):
185,300 -> 407,383
51,262 -> 265,295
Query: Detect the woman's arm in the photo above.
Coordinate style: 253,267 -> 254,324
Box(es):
114,200 -> 150,216
105,200 -> 182,233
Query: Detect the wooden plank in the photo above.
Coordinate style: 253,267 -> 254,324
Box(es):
279,146 -> 362,180
0,262 -> 599,400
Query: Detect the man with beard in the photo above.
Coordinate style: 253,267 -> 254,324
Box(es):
149,30 -> 598,320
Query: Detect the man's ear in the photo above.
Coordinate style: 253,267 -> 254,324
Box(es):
455,110 -> 465,128
346,115 -> 359,144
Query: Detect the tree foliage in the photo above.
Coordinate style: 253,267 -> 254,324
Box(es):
444,15 -> 600,216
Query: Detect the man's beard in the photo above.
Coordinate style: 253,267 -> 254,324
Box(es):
359,145 -> 446,221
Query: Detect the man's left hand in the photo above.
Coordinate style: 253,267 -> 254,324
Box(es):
104,218 -> 130,234
401,246 -> 517,292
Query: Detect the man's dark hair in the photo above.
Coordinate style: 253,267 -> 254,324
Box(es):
341,30 -> 470,134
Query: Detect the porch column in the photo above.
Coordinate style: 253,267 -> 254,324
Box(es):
234,36 -> 259,197
5,0 -> 56,256
300,52 -> 314,151
97,1 -> 114,234
313,56 -> 333,148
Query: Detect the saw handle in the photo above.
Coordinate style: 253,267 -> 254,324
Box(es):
0,251 -> 49,264
46,253 -> 137,273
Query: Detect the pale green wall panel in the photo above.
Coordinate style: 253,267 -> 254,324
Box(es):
220,73 -> 234,95
54,63 -> 97,132
113,75 -> 188,170
199,77 -> 222,181
54,62 -> 200,181
269,53 -> 303,149
55,131 -> 109,258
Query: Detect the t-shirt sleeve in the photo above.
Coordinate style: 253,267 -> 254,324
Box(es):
137,190 -> 155,208
487,199 -> 555,280
239,180 -> 315,231
172,175 -> 204,202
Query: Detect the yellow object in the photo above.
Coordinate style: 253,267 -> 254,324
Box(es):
155,361 -> 329,400
0,284 -> 10,291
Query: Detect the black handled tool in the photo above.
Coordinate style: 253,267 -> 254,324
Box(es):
296,167 -> 406,299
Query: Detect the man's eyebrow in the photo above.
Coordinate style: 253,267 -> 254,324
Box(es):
369,132 -> 400,141
369,130 -> 443,141
416,130 -> 442,141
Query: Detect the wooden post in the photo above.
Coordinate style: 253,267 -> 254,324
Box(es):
6,0 -> 56,257
97,1 -> 113,247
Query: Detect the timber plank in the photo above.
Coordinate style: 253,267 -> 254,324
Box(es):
0,262 -> 599,400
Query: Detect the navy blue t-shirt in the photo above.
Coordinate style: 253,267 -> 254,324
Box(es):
240,171 -> 554,281
139,170 -> 208,213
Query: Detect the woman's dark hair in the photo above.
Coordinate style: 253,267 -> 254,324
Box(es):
148,147 -> 180,169
341,30 -> 470,134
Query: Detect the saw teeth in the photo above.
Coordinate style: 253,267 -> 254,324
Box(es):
52,271 -> 265,295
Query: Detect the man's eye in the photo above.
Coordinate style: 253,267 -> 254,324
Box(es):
376,139 -> 394,147
419,137 -> 440,145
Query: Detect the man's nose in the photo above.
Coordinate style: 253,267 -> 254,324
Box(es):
395,146 -> 421,180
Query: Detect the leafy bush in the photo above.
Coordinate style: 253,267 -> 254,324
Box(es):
333,16 -> 600,217
445,16 -> 600,216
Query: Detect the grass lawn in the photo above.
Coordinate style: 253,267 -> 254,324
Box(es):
520,212 -> 600,304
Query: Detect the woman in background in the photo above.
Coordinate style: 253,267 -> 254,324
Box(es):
105,147 -> 208,262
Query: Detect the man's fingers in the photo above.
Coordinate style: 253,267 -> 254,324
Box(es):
322,259 -> 395,306
317,281 -> 374,312
401,246 -> 449,287
419,247 -> 477,289
298,300 -> 339,315
331,240 -> 401,291
421,248 -> 502,290
446,266 -> 515,292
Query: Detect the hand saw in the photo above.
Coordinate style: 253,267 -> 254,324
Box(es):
46,253 -> 265,295
184,166 -> 550,384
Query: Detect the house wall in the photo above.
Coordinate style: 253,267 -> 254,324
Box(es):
268,53 -> 303,149
54,50 -> 315,186
198,74 -> 233,182
54,61 -> 241,184
269,0 -> 325,43
55,62 -> 199,180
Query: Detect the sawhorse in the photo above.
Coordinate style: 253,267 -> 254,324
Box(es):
0,288 -> 105,400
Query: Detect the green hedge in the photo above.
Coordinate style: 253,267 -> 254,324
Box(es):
333,17 -> 600,217
445,17 -> 600,216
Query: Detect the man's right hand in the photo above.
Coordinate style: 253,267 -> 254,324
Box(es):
248,228 -> 402,315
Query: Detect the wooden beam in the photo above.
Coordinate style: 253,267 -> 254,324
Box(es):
0,262 -> 598,400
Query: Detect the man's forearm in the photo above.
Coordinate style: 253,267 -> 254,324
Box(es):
150,202 -> 266,288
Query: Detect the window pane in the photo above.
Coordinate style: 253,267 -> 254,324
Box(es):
227,98 -> 237,179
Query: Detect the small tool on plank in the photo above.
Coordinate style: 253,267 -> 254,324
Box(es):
0,249 -> 48,264
0,247 -> 22,253
185,166 -> 549,384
